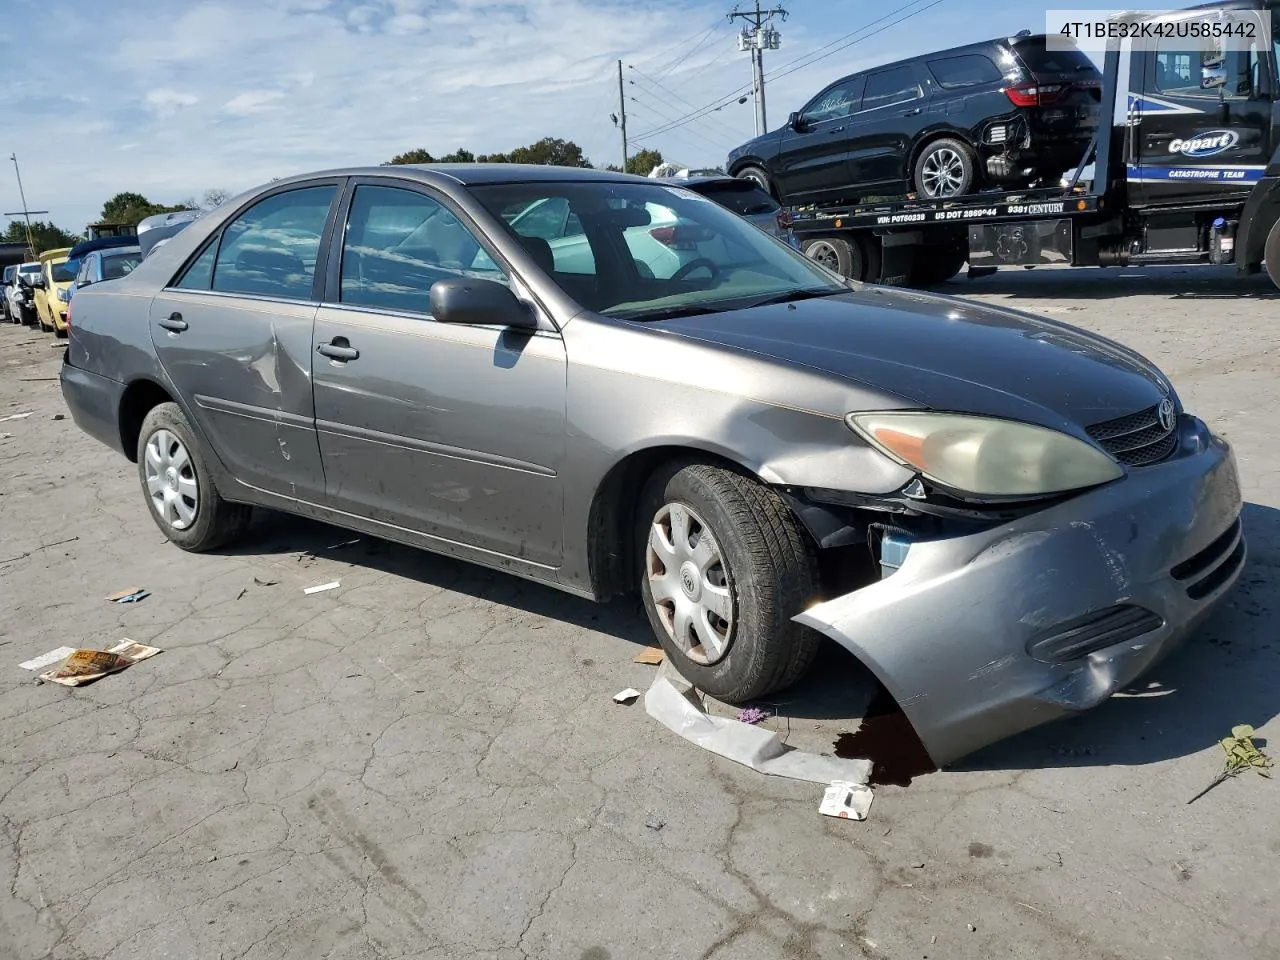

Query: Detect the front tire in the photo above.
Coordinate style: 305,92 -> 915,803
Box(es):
1264,218 -> 1280,291
137,402 -> 252,552
637,461 -> 822,703
736,165 -> 776,199
913,138 -> 976,199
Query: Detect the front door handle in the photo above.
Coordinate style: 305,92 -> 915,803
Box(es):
158,312 -> 187,332
318,337 -> 359,362
902,107 -> 921,116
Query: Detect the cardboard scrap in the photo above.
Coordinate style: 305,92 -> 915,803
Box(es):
36,640 -> 161,687
819,780 -> 874,821
105,587 -> 150,604
633,647 -> 665,665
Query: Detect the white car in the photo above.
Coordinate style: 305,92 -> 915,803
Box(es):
4,262 -> 41,324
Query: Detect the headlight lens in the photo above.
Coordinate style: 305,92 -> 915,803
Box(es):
57,287 -> 71,302
846,411 -> 1125,497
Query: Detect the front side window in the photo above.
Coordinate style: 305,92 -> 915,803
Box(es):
801,77 -> 864,122
1154,28 -> 1254,98
862,66 -> 923,110
210,185 -> 337,299
339,184 -> 507,314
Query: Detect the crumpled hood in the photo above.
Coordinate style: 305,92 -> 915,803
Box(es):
652,286 -> 1172,434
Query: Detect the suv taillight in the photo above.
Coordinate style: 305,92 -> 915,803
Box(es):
776,209 -> 794,231
1005,82 -> 1066,107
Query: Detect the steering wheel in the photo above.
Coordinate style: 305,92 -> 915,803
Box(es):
671,258 -> 720,282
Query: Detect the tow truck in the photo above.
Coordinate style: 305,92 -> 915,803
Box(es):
787,0 -> 1280,290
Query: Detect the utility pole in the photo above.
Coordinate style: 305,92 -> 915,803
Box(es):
5,154 -> 46,258
728,1 -> 785,137
616,59 -> 629,172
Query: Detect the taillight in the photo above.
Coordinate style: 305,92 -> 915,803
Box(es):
776,209 -> 794,231
1005,82 -> 1066,107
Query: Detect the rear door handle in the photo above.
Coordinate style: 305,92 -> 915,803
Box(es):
318,338 -> 359,362
158,312 -> 187,332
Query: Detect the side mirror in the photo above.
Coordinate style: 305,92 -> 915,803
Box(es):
1201,64 -> 1228,90
788,111 -> 808,132
76,278 -> 92,288
31,276 -> 46,289
429,277 -> 536,329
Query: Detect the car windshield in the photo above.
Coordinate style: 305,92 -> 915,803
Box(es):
19,265 -> 40,278
51,261 -> 75,283
101,252 -> 141,280
468,181 -> 846,320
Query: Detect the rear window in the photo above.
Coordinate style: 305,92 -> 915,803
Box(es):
687,181 -> 779,216
1010,37 -> 1100,77
927,54 -> 1004,88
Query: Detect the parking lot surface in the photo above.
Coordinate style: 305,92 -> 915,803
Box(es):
1,265 -> 1277,960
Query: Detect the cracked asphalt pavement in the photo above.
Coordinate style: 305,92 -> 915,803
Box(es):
1,265 -> 1278,960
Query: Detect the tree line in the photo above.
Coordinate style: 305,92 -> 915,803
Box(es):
5,136 -> 672,256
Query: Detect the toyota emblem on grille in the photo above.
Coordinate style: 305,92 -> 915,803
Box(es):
1158,398 -> 1176,432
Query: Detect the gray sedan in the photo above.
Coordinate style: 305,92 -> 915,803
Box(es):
59,164 -> 1244,767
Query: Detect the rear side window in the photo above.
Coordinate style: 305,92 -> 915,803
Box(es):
102,253 -> 141,280
1010,38 -> 1100,77
688,181 -> 779,216
927,54 -> 1004,89
862,66 -> 923,110
210,186 -> 336,299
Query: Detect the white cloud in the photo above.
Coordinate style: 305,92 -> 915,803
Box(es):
224,90 -> 286,115
0,0 -> 1021,233
144,89 -> 199,117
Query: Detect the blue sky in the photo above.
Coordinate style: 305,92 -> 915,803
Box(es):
0,0 -> 1148,231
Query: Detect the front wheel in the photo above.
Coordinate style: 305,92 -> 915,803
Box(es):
137,402 -> 252,552
735,165 -> 776,199
638,461 -> 822,703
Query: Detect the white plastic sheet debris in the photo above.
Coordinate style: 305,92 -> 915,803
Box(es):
303,581 -> 340,595
19,646 -> 78,671
819,780 -> 874,820
643,662 -> 874,786
613,688 -> 641,704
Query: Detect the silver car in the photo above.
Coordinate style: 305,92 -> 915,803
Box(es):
60,165 -> 1244,767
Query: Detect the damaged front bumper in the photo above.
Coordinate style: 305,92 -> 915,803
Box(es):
795,416 -> 1245,768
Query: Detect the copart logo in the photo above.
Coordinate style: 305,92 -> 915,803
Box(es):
1168,130 -> 1239,157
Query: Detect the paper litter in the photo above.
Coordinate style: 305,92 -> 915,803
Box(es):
613,688 -> 641,705
303,581 -> 340,595
819,780 -> 874,820
34,640 -> 161,687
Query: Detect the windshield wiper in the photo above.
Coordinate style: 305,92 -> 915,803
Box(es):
741,287 -> 847,309
614,304 -> 722,322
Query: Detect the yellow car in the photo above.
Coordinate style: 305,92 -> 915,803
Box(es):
33,247 -> 75,337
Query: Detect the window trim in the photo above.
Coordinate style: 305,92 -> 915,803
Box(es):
321,175 -> 527,323
164,177 -> 347,301
799,74 -> 865,124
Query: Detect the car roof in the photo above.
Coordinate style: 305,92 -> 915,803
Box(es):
266,163 -> 652,190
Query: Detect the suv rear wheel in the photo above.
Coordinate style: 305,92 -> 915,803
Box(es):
914,139 -> 976,199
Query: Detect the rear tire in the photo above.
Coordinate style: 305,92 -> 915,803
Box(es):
736,165 -> 776,200
1264,218 -> 1280,291
136,402 -> 252,552
637,460 -> 822,703
803,236 -> 859,279
913,138 -> 977,199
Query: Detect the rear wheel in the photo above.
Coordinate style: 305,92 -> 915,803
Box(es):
637,461 -> 822,703
736,165 -> 775,199
137,402 -> 252,552
1264,218 -> 1280,291
913,138 -> 976,199
803,236 -> 859,279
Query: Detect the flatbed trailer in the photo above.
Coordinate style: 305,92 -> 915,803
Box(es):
787,0 -> 1280,291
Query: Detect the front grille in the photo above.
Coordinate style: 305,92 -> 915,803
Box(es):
1086,403 -> 1177,467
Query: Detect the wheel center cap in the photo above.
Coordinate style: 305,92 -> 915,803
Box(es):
165,467 -> 178,491
679,561 -> 701,601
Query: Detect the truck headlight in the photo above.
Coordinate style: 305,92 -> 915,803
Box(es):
846,411 -> 1124,497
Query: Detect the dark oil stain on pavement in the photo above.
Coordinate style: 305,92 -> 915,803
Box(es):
968,842 -> 995,858
833,685 -> 937,787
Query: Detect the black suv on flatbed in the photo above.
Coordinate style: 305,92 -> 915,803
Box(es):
727,32 -> 1102,206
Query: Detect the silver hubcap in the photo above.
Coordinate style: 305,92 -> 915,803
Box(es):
144,429 -> 198,530
806,241 -> 840,271
921,148 -> 966,197
645,503 -> 735,665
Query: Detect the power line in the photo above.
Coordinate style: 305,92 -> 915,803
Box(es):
649,19 -> 726,82
626,65 -> 744,142
625,97 -> 741,156
631,0 -> 948,142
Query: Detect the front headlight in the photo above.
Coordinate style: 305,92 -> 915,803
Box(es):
57,287 -> 71,302
846,411 -> 1125,498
